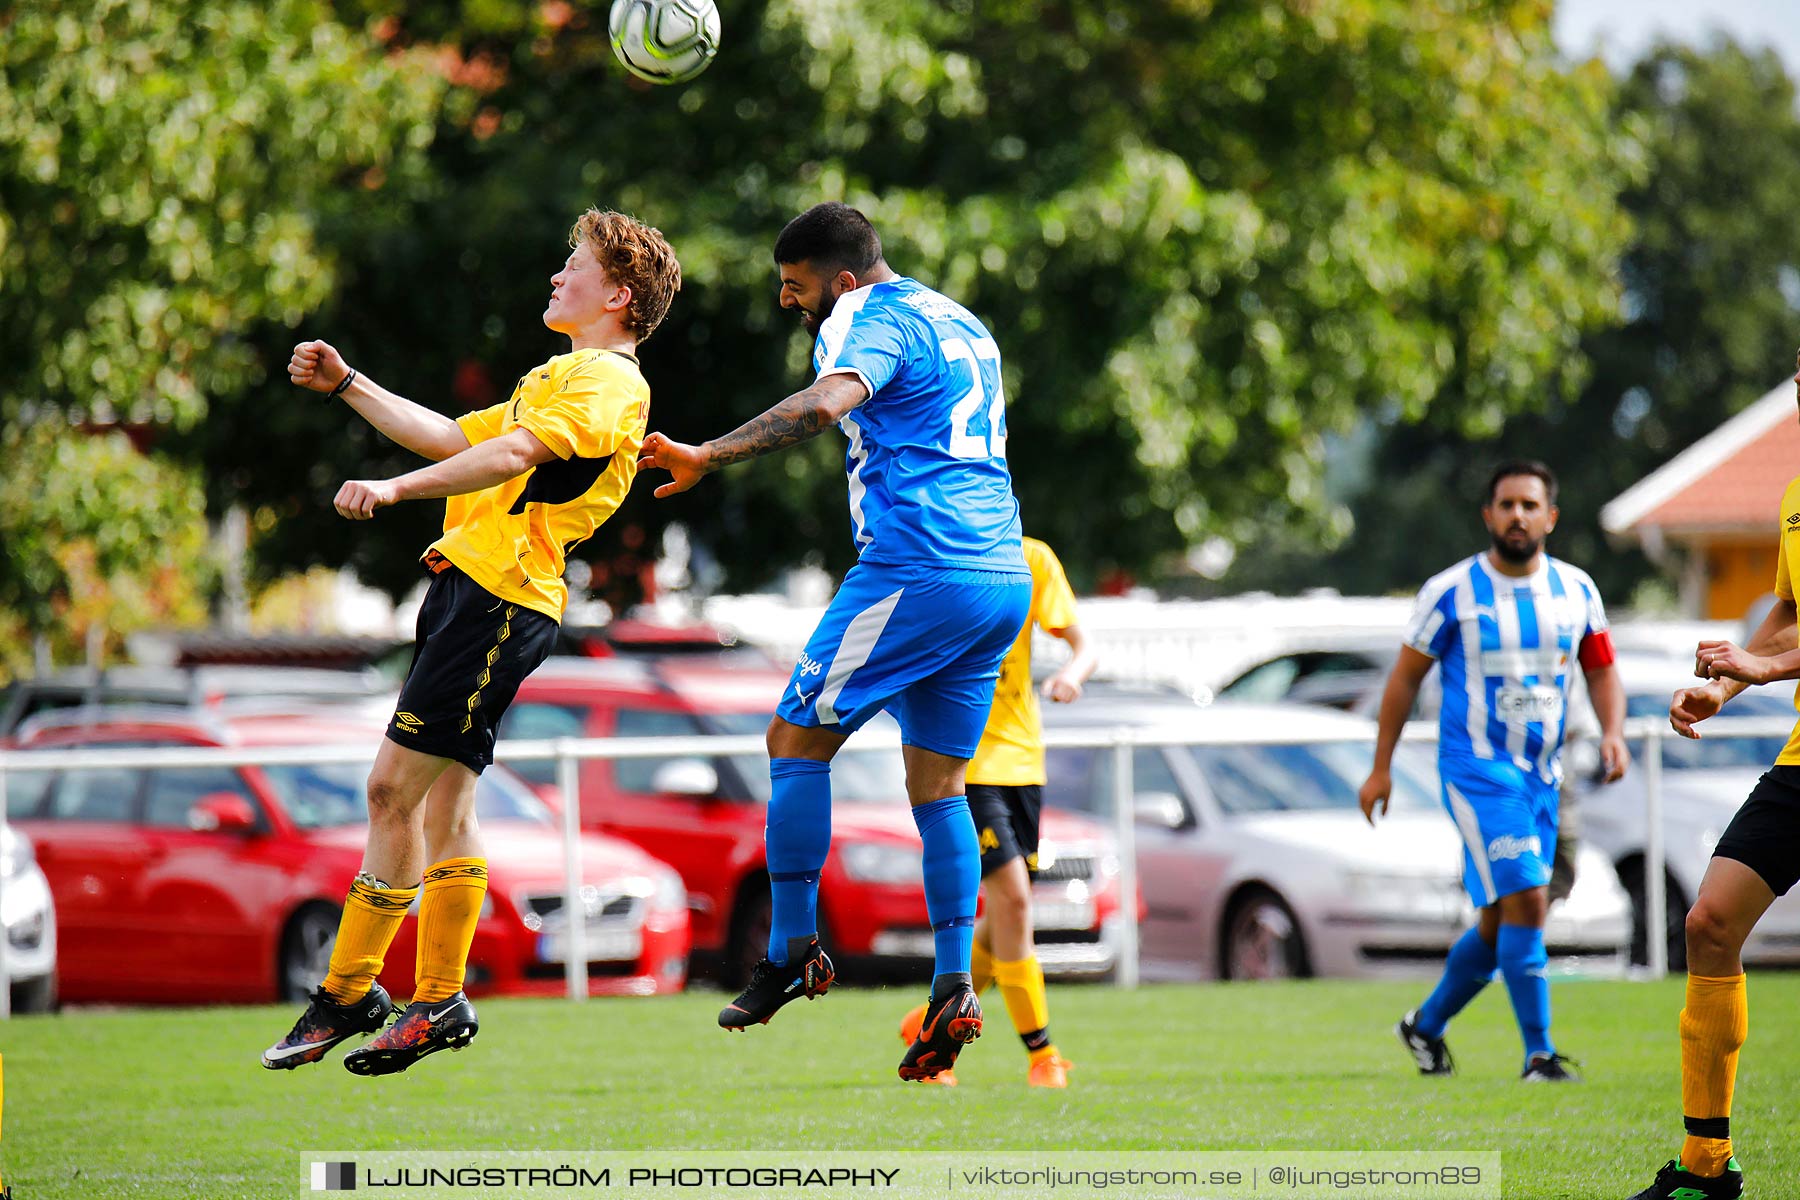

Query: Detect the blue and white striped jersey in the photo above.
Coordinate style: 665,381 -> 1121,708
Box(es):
811,277 -> 1025,572
1405,553 -> 1609,785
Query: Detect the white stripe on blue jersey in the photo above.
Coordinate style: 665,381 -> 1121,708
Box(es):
1404,553 -> 1609,785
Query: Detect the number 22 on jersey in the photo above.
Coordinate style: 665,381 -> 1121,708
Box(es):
943,336 -> 1006,460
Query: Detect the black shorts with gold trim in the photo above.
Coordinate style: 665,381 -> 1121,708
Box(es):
387,555 -> 557,774
968,783 -> 1044,879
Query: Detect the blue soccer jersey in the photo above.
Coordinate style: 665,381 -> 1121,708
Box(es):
1405,553 -> 1609,786
811,277 -> 1026,572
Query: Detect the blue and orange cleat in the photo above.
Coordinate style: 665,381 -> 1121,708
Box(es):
719,935 -> 835,1030
342,991 -> 478,1077
898,978 -> 981,1082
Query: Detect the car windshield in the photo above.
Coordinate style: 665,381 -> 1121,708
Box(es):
1043,730 -> 1435,818
260,761 -> 552,829
1186,738 -> 1436,816
705,711 -> 908,804
1626,689 -> 1792,770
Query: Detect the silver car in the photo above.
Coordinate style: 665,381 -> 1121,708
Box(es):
1042,687 -> 1631,980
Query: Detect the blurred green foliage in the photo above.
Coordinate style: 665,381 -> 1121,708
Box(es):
1226,39 -> 1800,607
0,0 -> 442,428
3,0 -> 1662,631
180,0 -> 1636,599
0,424 -> 215,677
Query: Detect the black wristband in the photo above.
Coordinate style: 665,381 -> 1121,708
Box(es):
327,368 -> 358,400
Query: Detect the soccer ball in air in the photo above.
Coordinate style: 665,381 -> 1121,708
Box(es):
609,0 -> 721,85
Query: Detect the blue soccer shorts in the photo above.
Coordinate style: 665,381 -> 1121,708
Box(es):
775,561 -> 1032,759
1437,754 -> 1560,908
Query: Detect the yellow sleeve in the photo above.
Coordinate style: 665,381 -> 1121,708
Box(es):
455,401 -> 509,446
519,363 -> 633,460
1778,510 -> 1794,600
1028,540 -> 1080,633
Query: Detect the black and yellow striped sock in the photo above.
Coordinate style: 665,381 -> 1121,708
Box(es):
320,875 -> 419,1004
993,955 -> 1057,1062
414,858 -> 488,1004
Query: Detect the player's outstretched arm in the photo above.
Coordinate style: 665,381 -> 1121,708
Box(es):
637,375 -> 869,499
290,339 -> 470,462
1358,645 -> 1434,825
332,428 -> 555,520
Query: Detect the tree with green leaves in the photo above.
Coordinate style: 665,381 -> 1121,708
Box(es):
0,425 -> 215,678
172,0 -> 1635,599
0,0 -> 442,429
0,0 -> 443,663
1229,38 -> 1800,605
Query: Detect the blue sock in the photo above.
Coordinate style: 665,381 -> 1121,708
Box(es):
911,795 -> 979,985
1415,926 -> 1497,1038
1496,923 -> 1554,1063
765,758 -> 831,966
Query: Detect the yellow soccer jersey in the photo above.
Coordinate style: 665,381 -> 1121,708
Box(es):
430,347 -> 648,622
968,537 -> 1080,786
1775,476 -> 1800,765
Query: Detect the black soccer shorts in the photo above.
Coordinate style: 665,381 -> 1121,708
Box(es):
968,783 -> 1044,879
1713,765 -> 1800,897
386,555 -> 558,774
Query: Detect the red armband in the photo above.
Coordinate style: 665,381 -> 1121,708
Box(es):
1578,629 -> 1616,670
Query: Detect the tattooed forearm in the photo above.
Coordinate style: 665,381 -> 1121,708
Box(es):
703,389 -> 835,468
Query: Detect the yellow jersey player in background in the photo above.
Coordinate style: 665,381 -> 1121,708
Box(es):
899,536 -> 1097,1087
261,209 -> 681,1077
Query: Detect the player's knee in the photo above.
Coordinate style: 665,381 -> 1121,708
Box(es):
366,776 -> 418,823
986,873 -> 1031,928
1685,900 -> 1744,960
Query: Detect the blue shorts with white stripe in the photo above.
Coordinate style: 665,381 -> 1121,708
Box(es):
776,560 -> 1031,759
1438,753 -> 1560,908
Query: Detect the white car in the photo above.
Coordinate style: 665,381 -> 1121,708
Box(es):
2,819 -> 57,1012
1042,687 -> 1632,980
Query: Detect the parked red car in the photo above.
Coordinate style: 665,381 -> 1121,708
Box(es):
6,707 -> 690,1005
498,657 -> 1130,983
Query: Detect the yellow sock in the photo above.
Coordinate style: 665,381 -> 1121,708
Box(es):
321,875 -> 419,1004
993,955 -> 1055,1061
970,936 -> 995,995
1679,973 -> 1747,1177
413,858 -> 488,1004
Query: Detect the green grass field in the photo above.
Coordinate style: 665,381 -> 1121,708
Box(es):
4,975 -> 1797,1199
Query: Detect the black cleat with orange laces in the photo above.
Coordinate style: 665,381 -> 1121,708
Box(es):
898,974 -> 982,1082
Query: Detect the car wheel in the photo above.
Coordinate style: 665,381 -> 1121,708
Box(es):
10,972 -> 57,1015
723,880 -> 772,990
280,902 -> 342,1002
1222,889 -> 1310,981
1620,862 -> 1687,971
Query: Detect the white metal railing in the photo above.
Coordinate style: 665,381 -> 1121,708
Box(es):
0,713 -> 1788,1017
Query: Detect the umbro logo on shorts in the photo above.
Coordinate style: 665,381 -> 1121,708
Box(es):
394,711 -> 424,732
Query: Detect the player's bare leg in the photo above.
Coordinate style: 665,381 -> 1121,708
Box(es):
344,763 -> 486,1077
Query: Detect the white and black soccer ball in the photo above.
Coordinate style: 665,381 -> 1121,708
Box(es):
608,0 -> 721,86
